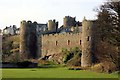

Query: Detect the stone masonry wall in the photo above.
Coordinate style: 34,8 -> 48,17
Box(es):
41,33 -> 82,57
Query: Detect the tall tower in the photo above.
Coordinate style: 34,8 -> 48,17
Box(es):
28,21 -> 38,59
81,18 -> 95,67
20,20 -> 29,59
20,20 -> 38,59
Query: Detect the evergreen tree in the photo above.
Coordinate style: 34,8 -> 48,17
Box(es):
95,0 -> 120,46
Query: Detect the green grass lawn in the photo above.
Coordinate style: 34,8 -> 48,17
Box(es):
2,67 -> 119,78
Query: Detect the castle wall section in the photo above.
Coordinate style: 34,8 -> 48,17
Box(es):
40,33 -> 82,57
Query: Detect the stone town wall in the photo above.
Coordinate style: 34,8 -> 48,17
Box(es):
6,32 -> 82,58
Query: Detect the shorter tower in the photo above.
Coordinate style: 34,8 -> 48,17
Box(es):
81,18 -> 95,67
63,16 -> 76,28
48,19 -> 58,31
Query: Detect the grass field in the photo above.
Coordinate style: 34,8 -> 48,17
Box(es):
2,67 -> 119,78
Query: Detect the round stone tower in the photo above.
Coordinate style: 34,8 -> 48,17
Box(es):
20,20 -> 30,59
48,19 -> 58,31
48,20 -> 54,30
20,20 -> 38,59
81,18 -> 95,67
63,16 -> 76,28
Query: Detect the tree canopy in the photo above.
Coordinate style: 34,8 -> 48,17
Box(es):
95,0 -> 120,46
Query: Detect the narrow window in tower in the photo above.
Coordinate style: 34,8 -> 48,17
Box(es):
68,40 -> 70,45
87,26 -> 89,30
80,40 -> 81,45
56,41 -> 58,46
87,36 -> 90,41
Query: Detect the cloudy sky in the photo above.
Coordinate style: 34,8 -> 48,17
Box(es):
0,0 -> 105,29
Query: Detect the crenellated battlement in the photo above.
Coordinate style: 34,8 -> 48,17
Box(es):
20,20 -> 26,24
20,20 -> 38,25
41,32 -> 81,38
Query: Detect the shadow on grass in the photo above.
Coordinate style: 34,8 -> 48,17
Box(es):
37,64 -> 62,68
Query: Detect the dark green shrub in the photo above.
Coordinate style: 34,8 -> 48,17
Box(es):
61,48 -> 68,54
2,40 -> 13,55
67,53 -> 81,66
63,52 -> 74,63
68,67 -> 74,70
74,68 -> 81,70
17,61 -> 32,68
68,67 -> 81,70
62,47 -> 82,65
70,47 -> 82,56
